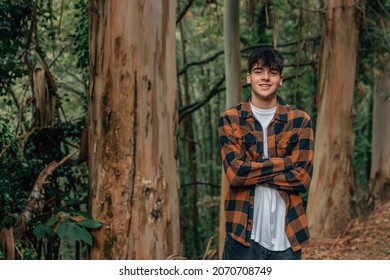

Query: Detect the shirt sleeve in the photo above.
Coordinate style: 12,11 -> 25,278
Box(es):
218,113 -> 314,193
218,114 -> 294,187
267,117 -> 314,193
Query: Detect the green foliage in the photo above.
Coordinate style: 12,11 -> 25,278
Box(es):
0,0 -> 32,94
0,0 -> 94,259
351,0 -> 390,214
176,0 -> 226,258
352,85 -> 372,210
69,0 -> 90,82
34,210 -> 102,247
176,0 -> 322,259
1,0 -> 389,261
0,118 -> 94,258
15,240 -> 37,260
0,120 -> 42,228
176,0 -> 389,259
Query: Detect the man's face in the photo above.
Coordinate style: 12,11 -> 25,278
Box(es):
246,63 -> 284,105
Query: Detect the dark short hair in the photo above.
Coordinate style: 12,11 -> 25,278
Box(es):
247,47 -> 284,74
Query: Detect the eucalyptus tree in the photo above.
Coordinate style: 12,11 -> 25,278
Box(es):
307,0 -> 365,238
366,2 -> 390,211
219,0 -> 242,259
369,61 -> 390,208
88,0 -> 180,259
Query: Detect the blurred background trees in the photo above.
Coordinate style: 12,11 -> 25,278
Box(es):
0,0 -> 389,260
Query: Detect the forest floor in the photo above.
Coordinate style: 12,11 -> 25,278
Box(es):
302,200 -> 390,260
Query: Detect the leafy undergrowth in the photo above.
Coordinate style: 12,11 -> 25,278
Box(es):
303,200 -> 390,260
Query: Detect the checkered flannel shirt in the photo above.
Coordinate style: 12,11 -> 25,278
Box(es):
218,96 -> 314,252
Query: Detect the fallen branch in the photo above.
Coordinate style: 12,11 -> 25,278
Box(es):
309,238 -> 348,248
13,151 -> 77,239
202,236 -> 215,260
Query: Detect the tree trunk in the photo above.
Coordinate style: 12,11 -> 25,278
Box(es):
88,0 -> 180,259
0,228 -> 15,260
178,14 -> 199,257
219,0 -> 242,258
368,62 -> 390,209
307,0 -> 363,238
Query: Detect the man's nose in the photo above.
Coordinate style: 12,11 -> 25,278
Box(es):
261,72 -> 270,80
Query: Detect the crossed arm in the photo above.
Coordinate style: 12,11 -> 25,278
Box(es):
218,114 -> 314,193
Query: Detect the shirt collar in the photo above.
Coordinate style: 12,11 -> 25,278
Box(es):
240,95 -> 289,122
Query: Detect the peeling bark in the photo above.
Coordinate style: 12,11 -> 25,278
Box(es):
88,0 -> 180,260
33,69 -> 56,127
307,0 -> 363,238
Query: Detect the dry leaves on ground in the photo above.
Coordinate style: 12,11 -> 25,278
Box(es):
303,200 -> 390,260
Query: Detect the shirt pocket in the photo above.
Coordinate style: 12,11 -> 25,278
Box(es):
276,133 -> 299,157
233,129 -> 257,159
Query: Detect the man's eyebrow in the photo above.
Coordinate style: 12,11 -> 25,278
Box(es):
252,66 -> 280,72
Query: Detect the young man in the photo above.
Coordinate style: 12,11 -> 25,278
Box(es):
218,47 -> 314,260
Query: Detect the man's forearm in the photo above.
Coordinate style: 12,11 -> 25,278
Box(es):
222,154 -> 295,187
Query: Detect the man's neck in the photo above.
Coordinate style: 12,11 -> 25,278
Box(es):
250,95 -> 277,109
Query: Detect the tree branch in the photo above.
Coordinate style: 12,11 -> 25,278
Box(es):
0,144 -> 12,159
48,45 -> 69,68
178,50 -> 224,76
180,181 -> 220,189
24,0 -> 39,56
179,75 -> 225,123
177,37 -> 320,76
177,61 -> 316,122
13,151 -> 77,239
176,0 -> 196,24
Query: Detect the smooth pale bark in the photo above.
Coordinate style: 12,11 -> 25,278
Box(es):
307,0 -> 362,238
368,63 -> 390,208
219,0 -> 242,259
88,0 -> 180,259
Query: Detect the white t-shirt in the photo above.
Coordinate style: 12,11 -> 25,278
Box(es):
250,103 -> 290,251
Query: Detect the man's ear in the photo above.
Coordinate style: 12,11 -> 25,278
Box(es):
246,72 -> 251,84
279,75 -> 284,85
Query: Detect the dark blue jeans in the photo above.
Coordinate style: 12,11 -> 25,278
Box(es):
222,234 -> 301,260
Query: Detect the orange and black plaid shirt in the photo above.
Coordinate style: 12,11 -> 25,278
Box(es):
218,96 -> 314,252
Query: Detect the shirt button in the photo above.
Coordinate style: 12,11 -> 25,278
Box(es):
259,132 -> 263,136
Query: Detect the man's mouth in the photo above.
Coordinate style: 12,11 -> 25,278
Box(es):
259,84 -> 271,89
